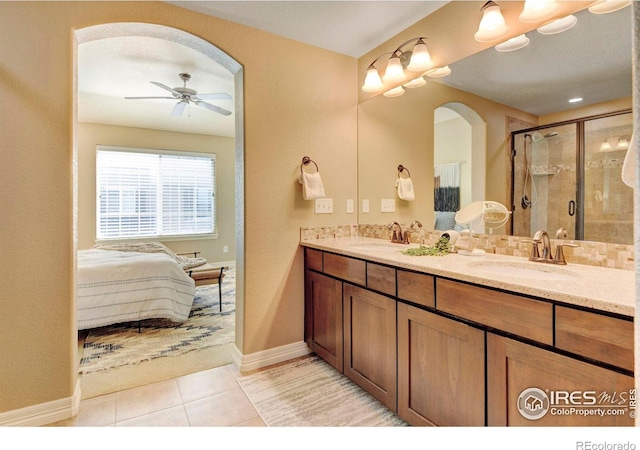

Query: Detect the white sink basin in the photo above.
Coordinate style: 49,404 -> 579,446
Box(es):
348,242 -> 409,251
468,260 -> 580,281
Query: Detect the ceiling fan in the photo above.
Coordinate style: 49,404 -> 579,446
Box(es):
125,73 -> 232,117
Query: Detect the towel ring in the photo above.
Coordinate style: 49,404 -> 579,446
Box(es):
397,164 -> 411,178
301,156 -> 319,174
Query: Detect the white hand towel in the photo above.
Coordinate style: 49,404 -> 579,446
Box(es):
621,133 -> 636,189
396,177 -> 415,201
299,171 -> 326,200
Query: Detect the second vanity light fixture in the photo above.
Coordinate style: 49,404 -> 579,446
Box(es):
361,36 -> 451,95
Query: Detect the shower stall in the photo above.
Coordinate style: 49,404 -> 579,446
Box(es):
511,110 -> 633,245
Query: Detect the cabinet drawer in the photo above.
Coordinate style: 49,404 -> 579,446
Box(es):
323,253 -> 366,285
367,263 -> 396,296
397,270 -> 435,308
555,306 -> 633,372
436,279 -> 553,345
305,248 -> 323,271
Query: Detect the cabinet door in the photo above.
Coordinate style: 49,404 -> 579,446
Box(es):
305,270 -> 343,372
487,333 -> 634,426
343,284 -> 397,411
397,303 -> 485,426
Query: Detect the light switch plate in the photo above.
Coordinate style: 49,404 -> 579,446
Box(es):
362,199 -> 370,213
381,199 -> 395,212
314,198 -> 333,214
346,199 -> 354,213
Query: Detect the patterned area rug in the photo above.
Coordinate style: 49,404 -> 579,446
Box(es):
79,267 -> 235,375
237,356 -> 408,426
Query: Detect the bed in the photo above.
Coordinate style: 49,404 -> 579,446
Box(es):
76,248 -> 197,330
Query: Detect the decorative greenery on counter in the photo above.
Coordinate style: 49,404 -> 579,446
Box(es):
401,236 -> 451,256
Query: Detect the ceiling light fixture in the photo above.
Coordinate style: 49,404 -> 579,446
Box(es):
361,37 -> 435,93
495,34 -> 530,52
537,14 -> 578,35
588,0 -> 632,14
474,1 -> 509,42
568,97 -> 583,103
519,0 -> 560,23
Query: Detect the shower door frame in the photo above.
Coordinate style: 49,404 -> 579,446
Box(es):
509,108 -> 632,240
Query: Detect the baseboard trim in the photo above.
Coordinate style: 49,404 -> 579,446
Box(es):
231,341 -> 312,373
0,379 -> 81,427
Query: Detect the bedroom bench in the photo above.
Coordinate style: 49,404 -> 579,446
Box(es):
178,252 -> 229,312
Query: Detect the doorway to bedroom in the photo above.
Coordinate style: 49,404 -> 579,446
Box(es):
73,23 -> 244,398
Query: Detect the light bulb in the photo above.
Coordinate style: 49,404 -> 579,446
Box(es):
361,67 -> 384,92
407,39 -> 433,72
474,2 -> 509,42
519,0 -> 560,23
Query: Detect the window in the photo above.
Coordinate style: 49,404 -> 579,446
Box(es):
96,146 -> 216,240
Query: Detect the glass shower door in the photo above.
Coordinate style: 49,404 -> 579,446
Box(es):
583,112 -> 633,244
512,124 -> 577,239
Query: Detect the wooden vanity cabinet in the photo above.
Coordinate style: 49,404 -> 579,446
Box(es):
398,303 -> 485,426
304,270 -> 343,371
487,333 -> 634,426
343,284 -> 397,411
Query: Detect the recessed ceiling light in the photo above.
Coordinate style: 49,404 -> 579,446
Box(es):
568,97 -> 583,103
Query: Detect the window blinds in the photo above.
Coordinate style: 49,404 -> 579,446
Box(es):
96,148 -> 215,240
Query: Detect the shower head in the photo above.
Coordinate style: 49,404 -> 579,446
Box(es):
527,131 -> 558,143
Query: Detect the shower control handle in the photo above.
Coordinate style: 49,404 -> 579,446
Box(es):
568,200 -> 576,217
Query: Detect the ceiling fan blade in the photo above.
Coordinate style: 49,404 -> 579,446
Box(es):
195,93 -> 232,100
150,81 -> 180,97
125,96 -> 175,100
171,101 -> 188,117
194,101 -> 232,116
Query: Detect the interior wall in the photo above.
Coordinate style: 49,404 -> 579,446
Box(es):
0,1 -> 357,415
77,122 -> 236,263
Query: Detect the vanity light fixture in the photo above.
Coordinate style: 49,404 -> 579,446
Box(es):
426,66 -> 452,78
599,137 -> 629,152
383,86 -> 405,97
588,0 -> 632,14
403,76 -> 427,88
495,34 -> 530,52
519,0 -> 560,23
474,1 -> 509,42
361,37 -> 435,93
537,14 -> 577,35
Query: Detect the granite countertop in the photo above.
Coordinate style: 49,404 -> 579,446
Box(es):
300,236 -> 635,317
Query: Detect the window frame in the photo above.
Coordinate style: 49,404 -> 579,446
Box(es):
95,145 -> 218,243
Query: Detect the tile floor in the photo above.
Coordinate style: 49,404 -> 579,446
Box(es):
50,363 -> 265,427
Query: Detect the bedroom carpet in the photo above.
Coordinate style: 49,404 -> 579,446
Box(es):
79,267 -> 235,399
237,355 -> 408,427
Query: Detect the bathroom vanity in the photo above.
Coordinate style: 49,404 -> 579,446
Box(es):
301,236 -> 634,427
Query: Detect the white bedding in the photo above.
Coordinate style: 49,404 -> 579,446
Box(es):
77,249 -> 196,330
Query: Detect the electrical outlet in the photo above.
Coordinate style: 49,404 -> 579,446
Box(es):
314,198 -> 333,214
362,199 -> 369,213
346,199 -> 354,213
381,199 -> 395,212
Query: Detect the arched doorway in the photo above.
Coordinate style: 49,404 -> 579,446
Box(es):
73,23 -> 244,395
433,102 -> 486,230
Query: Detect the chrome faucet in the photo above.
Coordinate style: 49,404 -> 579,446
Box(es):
387,221 -> 404,244
524,229 -> 578,265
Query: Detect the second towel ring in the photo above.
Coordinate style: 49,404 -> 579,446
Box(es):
301,156 -> 319,174
397,164 -> 411,178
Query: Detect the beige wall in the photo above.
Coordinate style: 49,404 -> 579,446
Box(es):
77,122 -> 237,262
0,1 -> 357,414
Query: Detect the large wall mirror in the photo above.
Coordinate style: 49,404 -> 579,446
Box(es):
357,6 -> 632,245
